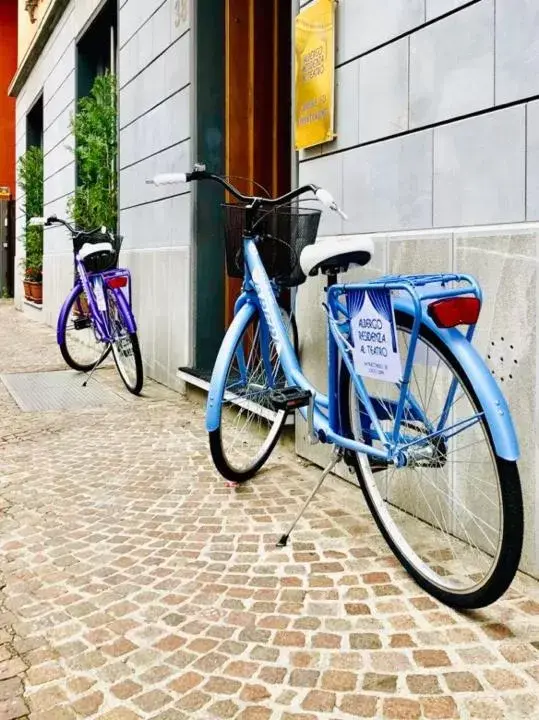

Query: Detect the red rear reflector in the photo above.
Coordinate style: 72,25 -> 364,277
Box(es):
427,297 -> 481,329
106,276 -> 128,289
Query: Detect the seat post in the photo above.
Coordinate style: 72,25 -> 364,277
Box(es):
325,272 -> 338,288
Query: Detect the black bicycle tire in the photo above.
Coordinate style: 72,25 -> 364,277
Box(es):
340,309 -> 523,609
289,309 -> 299,357
111,331 -> 144,395
59,289 -> 111,372
209,304 -> 293,482
108,291 -> 144,395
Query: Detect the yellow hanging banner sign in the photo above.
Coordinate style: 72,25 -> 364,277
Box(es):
294,0 -> 335,150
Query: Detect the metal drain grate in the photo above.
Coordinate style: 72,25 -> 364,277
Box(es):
0,370 -> 124,412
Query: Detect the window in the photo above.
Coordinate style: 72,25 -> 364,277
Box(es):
77,0 -> 117,100
26,93 -> 43,150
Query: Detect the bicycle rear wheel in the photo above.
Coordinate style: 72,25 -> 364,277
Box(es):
209,304 -> 295,482
340,309 -> 523,609
59,288 -> 111,372
107,289 -> 143,395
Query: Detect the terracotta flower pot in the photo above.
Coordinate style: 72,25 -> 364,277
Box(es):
73,295 -> 89,316
23,280 -> 32,301
27,281 -> 42,305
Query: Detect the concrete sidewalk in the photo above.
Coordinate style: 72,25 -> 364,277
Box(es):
1,301 -> 539,720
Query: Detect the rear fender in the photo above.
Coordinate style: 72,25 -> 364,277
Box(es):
394,296 -> 519,461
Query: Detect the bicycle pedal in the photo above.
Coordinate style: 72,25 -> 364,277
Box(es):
74,317 -> 91,330
270,387 -> 312,412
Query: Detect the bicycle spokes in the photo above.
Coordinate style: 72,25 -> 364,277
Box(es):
351,326 -> 504,595
62,290 -> 108,371
108,293 -> 137,386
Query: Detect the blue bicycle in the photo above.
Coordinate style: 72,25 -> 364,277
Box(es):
149,166 -> 523,608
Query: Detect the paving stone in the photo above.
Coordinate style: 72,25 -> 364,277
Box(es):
483,668 -> 527,690
301,689 -> 336,713
407,674 -> 442,695
240,683 -> 271,702
0,696 -> 29,720
206,699 -> 239,718
289,669 -> 319,688
0,659 -> 25,681
111,680 -> 142,699
444,671 -> 483,692
26,663 -> 64,685
237,708 -> 272,720
414,649 -> 452,668
71,691 -> 105,717
0,678 -> 23,702
339,693 -> 378,717
350,632 -> 382,650
133,689 -> 173,713
321,669 -> 357,692
258,666 -> 287,684
202,677 -> 242,695
362,673 -> 397,693
97,710 -> 142,720
383,697 -> 422,719
422,696 -> 459,719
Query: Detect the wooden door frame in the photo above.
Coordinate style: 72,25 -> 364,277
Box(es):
225,0 -> 292,325
193,0 -> 292,371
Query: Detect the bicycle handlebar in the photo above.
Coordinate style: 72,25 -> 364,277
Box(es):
146,164 -> 348,219
29,215 -> 105,238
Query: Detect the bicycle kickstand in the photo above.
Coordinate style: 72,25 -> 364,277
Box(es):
276,447 -> 343,548
82,344 -> 111,387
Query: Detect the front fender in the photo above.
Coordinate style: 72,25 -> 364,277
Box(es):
394,296 -> 520,461
206,301 -> 257,432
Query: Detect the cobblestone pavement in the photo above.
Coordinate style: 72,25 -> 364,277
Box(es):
1,300 -> 539,720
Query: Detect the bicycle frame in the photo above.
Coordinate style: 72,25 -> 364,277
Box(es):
206,233 -> 520,463
57,254 -> 136,346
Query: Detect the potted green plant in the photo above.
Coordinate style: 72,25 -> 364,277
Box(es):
25,265 -> 43,304
67,71 -> 118,232
18,146 -> 44,304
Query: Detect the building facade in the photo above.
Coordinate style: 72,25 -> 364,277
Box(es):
11,0 -> 193,389
0,0 -> 17,297
0,1 -> 17,195
9,0 -> 539,576
296,0 -> 539,578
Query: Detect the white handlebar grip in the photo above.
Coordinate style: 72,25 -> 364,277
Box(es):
315,188 -> 336,209
315,188 -> 348,220
146,173 -> 187,186
28,217 -> 46,227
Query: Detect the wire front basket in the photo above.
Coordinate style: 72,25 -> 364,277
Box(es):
223,202 -> 321,287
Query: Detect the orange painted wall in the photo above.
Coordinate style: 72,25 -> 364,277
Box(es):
0,1 -> 18,196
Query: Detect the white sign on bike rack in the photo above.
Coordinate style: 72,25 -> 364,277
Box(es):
349,289 -> 402,383
93,278 -> 106,312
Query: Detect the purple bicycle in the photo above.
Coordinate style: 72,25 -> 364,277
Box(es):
29,215 -> 143,394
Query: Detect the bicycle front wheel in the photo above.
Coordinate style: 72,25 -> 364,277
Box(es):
209,305 -> 295,482
107,289 -> 143,395
59,288 -> 111,372
340,309 -> 523,609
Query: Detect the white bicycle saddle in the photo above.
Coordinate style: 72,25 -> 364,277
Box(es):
300,235 -> 374,276
79,242 -> 114,259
